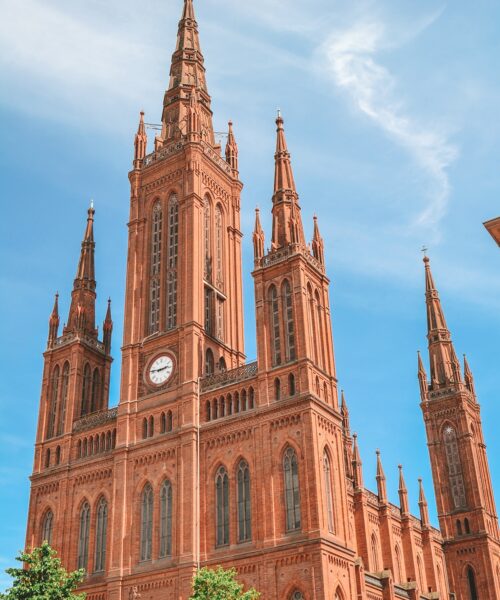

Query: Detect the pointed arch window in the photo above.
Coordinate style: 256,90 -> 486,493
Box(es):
90,368 -> 101,413
140,484 -> 153,561
215,204 -> 224,288
149,201 -> 163,334
288,373 -> 296,396
77,502 -> 91,570
159,480 -> 173,557
269,285 -> 281,366
323,450 -> 335,533
47,365 -> 60,439
41,510 -> 53,544
417,554 -> 425,592
307,285 -> 317,364
467,567 -> 478,600
216,467 -> 229,547
204,196 -> 212,281
205,348 -> 214,375
283,447 -> 301,532
166,193 -> 178,330
237,460 -> 251,542
94,498 -> 108,573
275,377 -> 281,401
443,426 -> 467,509
81,363 -> 91,417
216,297 -> 224,341
315,290 -> 324,369
370,533 -> 380,572
282,280 -> 296,361
394,544 -> 404,582
57,362 -> 69,436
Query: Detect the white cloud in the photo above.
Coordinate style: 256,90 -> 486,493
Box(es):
324,19 -> 458,231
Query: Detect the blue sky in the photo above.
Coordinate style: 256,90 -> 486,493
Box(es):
0,0 -> 499,586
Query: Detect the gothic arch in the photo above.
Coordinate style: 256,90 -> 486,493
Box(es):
322,446 -> 335,533
394,543 -> 404,582
268,283 -> 281,366
41,507 -> 54,544
464,565 -> 478,600
370,532 -> 380,572
282,445 -> 301,532
148,199 -> 163,335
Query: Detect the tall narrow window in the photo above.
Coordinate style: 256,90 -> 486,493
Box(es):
275,378 -> 281,401
81,363 -> 91,417
237,460 -> 251,542
57,362 -> 69,436
417,555 -> 425,593
160,480 -> 173,557
94,498 -> 108,572
149,201 -> 162,334
216,298 -> 224,341
395,545 -> 403,582
370,534 -> 379,572
166,194 -> 178,330
90,368 -> 101,413
315,290 -> 324,369
216,467 -> 229,546
269,285 -> 281,366
140,484 -> 153,561
205,287 -> 213,335
307,285 -> 317,364
47,366 -> 60,439
215,204 -> 223,288
467,567 -> 478,600
443,426 -> 467,508
283,447 -> 301,532
323,450 -> 335,533
288,373 -> 296,396
204,197 -> 212,281
42,510 -> 53,544
77,502 -> 91,570
205,348 -> 214,375
282,280 -> 296,361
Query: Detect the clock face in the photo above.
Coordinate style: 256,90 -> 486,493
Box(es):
148,355 -> 174,386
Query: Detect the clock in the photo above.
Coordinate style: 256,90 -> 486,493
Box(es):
148,355 -> 174,386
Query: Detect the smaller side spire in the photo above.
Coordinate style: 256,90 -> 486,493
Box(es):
376,450 -> 388,505
187,86 -> 200,141
352,434 -> 364,490
417,351 -> 428,400
225,120 -> 238,173
340,390 -> 351,435
398,465 -> 410,516
341,391 -> 353,479
253,208 -> 265,263
463,354 -> 475,396
418,478 -> 430,528
311,215 -> 325,265
103,298 -> 113,355
48,293 -> 60,347
133,111 -> 148,168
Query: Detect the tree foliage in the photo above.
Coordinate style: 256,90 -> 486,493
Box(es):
190,566 -> 260,600
0,542 -> 85,600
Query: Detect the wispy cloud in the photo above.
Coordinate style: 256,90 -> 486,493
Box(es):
324,18 -> 458,231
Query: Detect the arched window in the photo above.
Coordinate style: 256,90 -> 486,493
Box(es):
275,378 -> 281,401
216,467 -> 229,547
249,387 -> 254,409
140,484 -> 153,561
106,431 -> 111,450
307,284 -> 318,364
82,439 -> 88,457
204,196 -> 212,281
45,448 -> 51,468
213,399 -> 218,419
315,290 -> 324,369
57,362 -> 69,436
464,517 -> 471,534
443,425 -> 466,508
226,394 -> 232,415
215,204 -> 223,287
218,357 -> 226,372
142,418 -> 148,440
41,510 -> 53,544
149,200 -> 163,334
166,194 -> 178,330
269,285 -> 281,366
237,460 -> 251,542
205,348 -> 214,375
81,363 -> 91,417
148,416 -> 154,437
55,446 -> 61,465
219,396 -> 225,418
283,447 -> 301,532
467,566 -> 478,600
288,373 -> 296,396
323,450 -> 335,533
206,401 -> 211,422
77,502 -> 91,570
90,368 -> 101,413
394,544 -> 404,582
457,519 -> 463,535
167,410 -> 173,432
47,365 -> 60,439
417,554 -> 425,592
160,480 -> 173,557
94,498 -> 108,572
370,533 -> 380,572
282,280 -> 296,361
160,412 -> 166,434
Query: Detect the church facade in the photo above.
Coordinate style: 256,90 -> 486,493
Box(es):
25,1 -> 500,599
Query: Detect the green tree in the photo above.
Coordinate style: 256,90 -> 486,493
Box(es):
190,566 -> 260,600
0,542 -> 85,600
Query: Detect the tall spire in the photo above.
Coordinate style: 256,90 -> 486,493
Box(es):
311,215 -> 325,265
47,293 -> 60,347
271,114 -> 305,250
417,351 -> 428,400
418,478 -> 430,528
65,203 -> 97,338
253,208 -> 265,262
463,354 -> 476,396
133,111 -> 147,167
398,465 -> 410,516
423,256 -> 461,389
103,298 -> 113,355
159,0 -> 214,147
376,450 -> 388,505
352,434 -> 364,490
225,120 -> 238,173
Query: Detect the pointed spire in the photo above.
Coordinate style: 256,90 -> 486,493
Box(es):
48,292 -> 60,347
225,120 -> 238,173
340,390 -> 351,436
160,0 -> 215,147
418,478 -> 430,528
423,256 -> 461,389
417,351 -> 428,400
352,434 -> 364,489
65,203 -> 97,338
398,465 -> 410,516
271,113 -> 305,250
376,450 -> 388,504
463,354 -> 476,396
133,111 -> 147,167
341,391 -> 353,479
103,298 -> 113,355
187,85 -> 201,141
253,208 -> 265,263
311,215 -> 325,265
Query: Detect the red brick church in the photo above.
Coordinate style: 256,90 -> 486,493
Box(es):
25,1 -> 500,598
